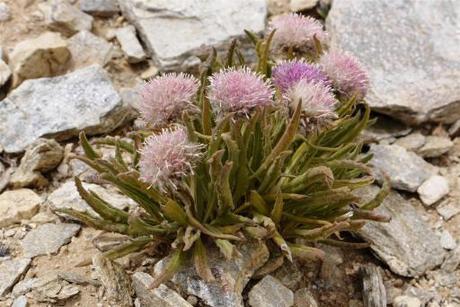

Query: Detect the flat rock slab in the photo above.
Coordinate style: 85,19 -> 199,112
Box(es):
327,0 -> 460,124
356,186 -> 445,277
0,189 -> 41,228
119,0 -> 267,71
0,65 -> 125,153
68,30 -> 113,68
369,144 -> 436,192
248,275 -> 294,307
0,258 -> 31,296
21,223 -> 81,258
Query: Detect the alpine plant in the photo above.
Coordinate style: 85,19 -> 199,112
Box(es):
62,13 -> 388,287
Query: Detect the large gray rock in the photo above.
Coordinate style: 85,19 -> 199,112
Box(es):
115,25 -> 146,63
356,186 -> 446,277
0,65 -> 127,153
0,258 -> 31,296
39,0 -> 93,36
327,0 -> 460,124
248,275 -> 294,307
119,0 -> 267,71
21,223 -> 81,258
369,144 -> 437,192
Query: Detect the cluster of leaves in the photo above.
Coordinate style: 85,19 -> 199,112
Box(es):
59,31 -> 389,286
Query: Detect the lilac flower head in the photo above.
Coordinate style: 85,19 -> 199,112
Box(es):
139,126 -> 204,190
319,51 -> 369,101
268,13 -> 328,57
208,67 -> 274,116
138,73 -> 199,127
286,79 -> 337,119
272,60 -> 330,93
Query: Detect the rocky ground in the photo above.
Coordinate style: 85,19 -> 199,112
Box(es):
0,0 -> 459,306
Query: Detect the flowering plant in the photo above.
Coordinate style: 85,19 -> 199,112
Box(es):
61,13 -> 388,286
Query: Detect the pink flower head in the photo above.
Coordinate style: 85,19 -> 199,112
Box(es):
319,51 -> 369,101
268,13 -> 328,57
138,73 -> 199,127
208,67 -> 274,116
272,60 -> 330,93
286,79 -> 337,119
139,126 -> 204,190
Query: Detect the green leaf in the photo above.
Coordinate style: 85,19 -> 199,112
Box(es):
193,238 -> 215,281
103,236 -> 153,260
149,249 -> 184,289
289,243 -> 325,262
162,199 -> 188,225
79,131 -> 100,160
270,193 -> 284,225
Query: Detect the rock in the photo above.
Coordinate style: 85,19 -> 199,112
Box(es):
417,175 -> 450,206
93,255 -> 133,307
361,264 -> 386,307
369,144 -> 436,192
118,0 -> 267,71
394,132 -> 426,151
416,136 -> 454,158
266,0 -> 290,15
294,288 -> 318,307
361,115 -> 411,144
68,30 -> 113,67
39,0 -> 93,36
248,275 -> 294,307
115,25 -> 147,63
0,258 -> 31,296
393,295 -> 422,307
154,241 -> 269,307
9,31 -> 70,82
440,230 -> 457,250
449,120 -> 460,137
10,138 -> 64,188
0,167 -> 14,193
356,186 -> 445,277
436,198 -> 460,220
140,65 -> 159,80
12,272 -> 60,296
21,223 -> 80,258
0,65 -> 127,153
132,272 -> 192,307
0,189 -> 41,227
12,295 -> 28,307
0,2 -> 10,21
327,0 -> 460,125
441,246 -> 460,273
0,59 -> 11,87
48,180 -> 136,217
290,0 -> 318,12
80,0 -> 119,17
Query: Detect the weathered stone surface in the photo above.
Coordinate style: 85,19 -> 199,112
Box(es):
0,2 -> 10,21
80,0 -> 119,17
417,136 -> 454,158
119,0 -> 267,70
440,230 -> 457,250
10,138 -> 63,188
441,246 -> 460,273
327,0 -> 460,124
360,115 -> 411,144
436,199 -> 460,221
394,132 -> 426,151
417,175 -> 450,206
12,295 -> 28,307
154,241 -> 269,307
132,272 -> 192,307
21,223 -> 80,258
9,31 -> 70,81
369,144 -> 436,192
68,30 -> 113,67
393,296 -> 422,307
39,0 -> 93,36
290,0 -> 318,12
361,265 -> 386,307
356,186 -> 445,277
248,275 -> 294,307
0,189 -> 41,227
48,180 -> 136,217
116,25 -> 146,63
0,258 -> 31,296
0,65 -> 127,153
449,120 -> 460,137
0,59 -> 11,87
294,288 -> 318,307
12,272 -> 60,297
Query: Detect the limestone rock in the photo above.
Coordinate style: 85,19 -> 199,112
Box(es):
115,25 -> 147,63
248,275 -> 294,307
361,264 -> 386,307
369,144 -> 436,192
416,136 -> 453,158
9,31 -> 70,81
154,241 -> 269,307
417,175 -> 450,206
68,30 -> 113,67
0,258 -> 31,296
10,138 -> 64,188
294,288 -> 318,307
40,0 -> 93,36
132,272 -> 192,307
327,0 -> 460,124
290,0 -> 318,12
0,65 -> 127,153
440,230 -> 457,250
441,246 -> 460,273
357,186 -> 445,277
0,2 -> 10,22
394,132 -> 426,151
393,296 -> 422,307
436,199 -> 460,221
0,59 -> 11,87
0,189 -> 41,228
21,223 -> 80,258
118,0 -> 267,71
80,0 -> 119,17
12,295 -> 28,307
